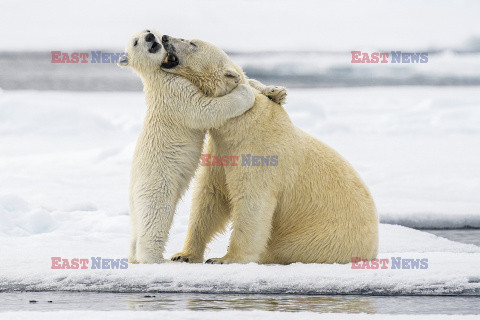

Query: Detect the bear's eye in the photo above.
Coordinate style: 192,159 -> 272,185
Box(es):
133,39 -> 138,47
190,41 -> 197,47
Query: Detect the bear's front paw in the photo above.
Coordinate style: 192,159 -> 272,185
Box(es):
128,256 -> 139,264
264,86 -> 287,105
205,256 -> 238,264
136,257 -> 167,264
205,258 -> 227,264
136,247 -> 166,264
170,253 -> 202,263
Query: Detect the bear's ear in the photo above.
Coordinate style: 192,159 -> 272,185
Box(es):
224,67 -> 241,84
118,55 -> 129,67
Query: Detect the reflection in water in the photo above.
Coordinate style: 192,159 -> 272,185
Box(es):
122,293 -> 480,314
180,295 -> 374,313
1,292 -> 479,314
126,294 -> 374,313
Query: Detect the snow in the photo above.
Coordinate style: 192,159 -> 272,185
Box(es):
0,88 -> 479,295
285,87 -> 480,228
0,311 -> 478,320
1,221 -> 479,295
1,87 -> 479,230
1,0 -> 480,52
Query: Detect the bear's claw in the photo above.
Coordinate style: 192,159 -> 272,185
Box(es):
170,255 -> 190,263
205,258 -> 224,264
170,253 -> 203,263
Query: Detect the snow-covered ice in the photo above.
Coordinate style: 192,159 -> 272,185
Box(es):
0,87 -> 479,295
1,222 -> 479,295
0,87 -> 479,229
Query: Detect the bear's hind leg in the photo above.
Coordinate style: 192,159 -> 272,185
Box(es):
206,192 -> 276,264
128,211 -> 138,263
128,234 -> 138,263
171,166 -> 230,263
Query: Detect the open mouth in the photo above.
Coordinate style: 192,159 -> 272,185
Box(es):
161,52 -> 179,69
148,41 -> 161,54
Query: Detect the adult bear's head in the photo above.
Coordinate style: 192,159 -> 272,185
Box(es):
158,35 -> 245,97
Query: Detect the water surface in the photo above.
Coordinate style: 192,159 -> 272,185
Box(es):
1,292 -> 479,314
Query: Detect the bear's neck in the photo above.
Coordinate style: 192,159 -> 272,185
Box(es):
140,71 -> 179,120
141,71 -> 170,94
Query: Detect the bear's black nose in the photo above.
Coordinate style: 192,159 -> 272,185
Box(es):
145,33 -> 155,42
162,35 -> 169,44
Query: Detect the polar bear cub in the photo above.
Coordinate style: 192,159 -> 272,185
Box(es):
161,36 -> 379,264
118,30 -> 257,263
119,30 -> 284,264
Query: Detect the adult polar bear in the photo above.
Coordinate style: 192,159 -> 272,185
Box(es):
119,30 -> 283,263
162,36 -> 379,264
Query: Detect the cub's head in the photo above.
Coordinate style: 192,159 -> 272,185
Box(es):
158,35 -> 245,97
118,29 -> 168,76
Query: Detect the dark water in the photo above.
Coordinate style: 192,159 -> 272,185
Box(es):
0,292 -> 479,314
423,229 -> 480,246
1,51 -> 480,91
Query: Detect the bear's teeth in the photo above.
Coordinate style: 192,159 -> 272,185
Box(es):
163,56 -> 169,63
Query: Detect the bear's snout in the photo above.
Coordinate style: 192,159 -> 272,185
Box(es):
145,33 -> 155,42
162,35 -> 170,44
